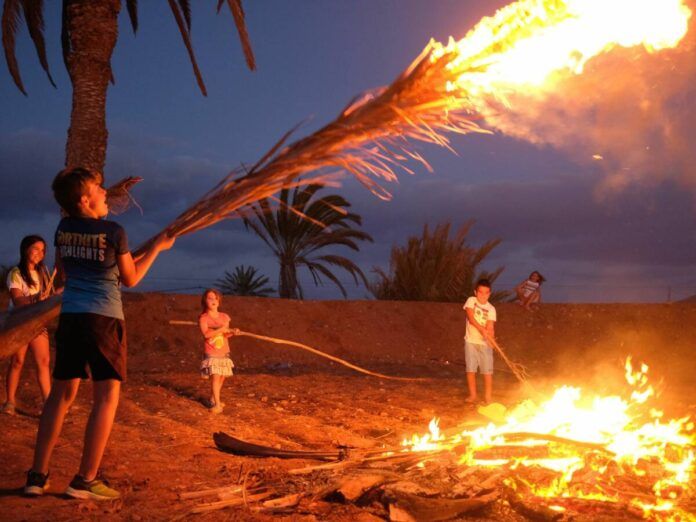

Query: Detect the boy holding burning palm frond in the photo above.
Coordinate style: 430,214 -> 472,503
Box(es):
24,167 -> 174,501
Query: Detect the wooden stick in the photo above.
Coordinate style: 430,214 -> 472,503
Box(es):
288,449 -> 443,475
500,432 -> 615,455
190,490 -> 273,514
169,320 -> 429,382
484,334 -> 530,386
44,268 -> 57,296
179,483 -> 261,500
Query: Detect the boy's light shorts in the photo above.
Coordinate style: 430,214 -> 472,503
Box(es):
464,341 -> 493,374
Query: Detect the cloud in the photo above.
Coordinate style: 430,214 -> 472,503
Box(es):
350,169 -> 696,270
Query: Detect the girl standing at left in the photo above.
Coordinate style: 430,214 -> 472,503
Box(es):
2,235 -> 55,415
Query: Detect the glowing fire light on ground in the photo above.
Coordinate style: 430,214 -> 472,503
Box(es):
402,358 -> 695,519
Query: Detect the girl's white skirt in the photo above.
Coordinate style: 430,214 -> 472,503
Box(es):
200,354 -> 234,378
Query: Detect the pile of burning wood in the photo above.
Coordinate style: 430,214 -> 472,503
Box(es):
177,359 -> 695,520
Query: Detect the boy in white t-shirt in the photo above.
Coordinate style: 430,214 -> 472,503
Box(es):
463,279 -> 497,404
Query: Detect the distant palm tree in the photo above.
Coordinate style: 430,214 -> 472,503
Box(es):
243,183 -> 373,299
2,0 -> 255,171
371,221 -> 508,303
217,265 -> 274,297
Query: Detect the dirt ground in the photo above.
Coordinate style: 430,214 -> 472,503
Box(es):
1,294 -> 695,521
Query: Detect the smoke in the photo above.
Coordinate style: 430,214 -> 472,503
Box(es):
479,1 -> 696,196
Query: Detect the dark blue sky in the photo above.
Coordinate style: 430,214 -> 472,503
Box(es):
2,1 -> 696,302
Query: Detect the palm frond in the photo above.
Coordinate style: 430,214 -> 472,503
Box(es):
2,0 -> 27,95
268,195 -> 325,229
304,231 -> 372,256
166,0 -> 207,96
304,260 -> 348,298
244,197 -> 282,252
126,0 -> 138,33
315,254 -> 370,288
60,0 -> 69,72
21,0 -> 55,87
225,0 -> 255,71
243,212 -> 279,256
177,0 -> 191,31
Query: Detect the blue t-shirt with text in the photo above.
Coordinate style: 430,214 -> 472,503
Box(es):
55,217 -> 129,320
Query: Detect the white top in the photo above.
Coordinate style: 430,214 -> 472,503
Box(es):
464,296 -> 496,345
520,279 -> 540,298
6,266 -> 40,310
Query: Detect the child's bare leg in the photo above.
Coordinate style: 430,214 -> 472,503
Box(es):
483,374 -> 493,403
5,345 -> 29,405
211,375 -> 223,408
465,372 -> 477,402
515,289 -> 525,304
30,334 -> 52,402
32,379 -> 80,474
78,379 -> 120,481
522,293 -> 536,310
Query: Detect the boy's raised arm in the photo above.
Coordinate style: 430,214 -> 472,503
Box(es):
117,232 -> 175,288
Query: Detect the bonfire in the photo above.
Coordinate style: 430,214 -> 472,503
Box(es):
175,358 -> 695,521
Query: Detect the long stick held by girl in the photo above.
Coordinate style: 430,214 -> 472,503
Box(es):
198,289 -> 239,414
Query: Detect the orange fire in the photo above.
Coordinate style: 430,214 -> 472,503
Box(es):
430,0 -> 691,104
402,358 -> 695,519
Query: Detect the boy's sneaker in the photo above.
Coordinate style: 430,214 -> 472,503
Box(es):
24,470 -> 49,496
65,475 -> 120,500
1,402 -> 16,415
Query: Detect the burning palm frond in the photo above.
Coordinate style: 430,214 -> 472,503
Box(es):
105,176 -> 144,215
133,40 -> 489,254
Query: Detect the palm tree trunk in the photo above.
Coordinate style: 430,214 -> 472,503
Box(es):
64,0 -> 121,171
279,260 -> 299,299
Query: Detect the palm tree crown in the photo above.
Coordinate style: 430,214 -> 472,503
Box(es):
2,0 -> 255,171
371,221 -> 508,303
216,265 -> 274,297
243,183 -> 373,299
2,0 -> 255,96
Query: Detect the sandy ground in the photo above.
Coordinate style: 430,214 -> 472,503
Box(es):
1,294 -> 695,520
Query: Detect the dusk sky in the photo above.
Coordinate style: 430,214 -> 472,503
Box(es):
2,1 -> 695,302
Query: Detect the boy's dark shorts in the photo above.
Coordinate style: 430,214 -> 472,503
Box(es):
53,313 -> 127,382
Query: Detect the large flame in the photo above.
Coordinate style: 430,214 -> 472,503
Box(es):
431,0 -> 691,102
402,358 -> 695,519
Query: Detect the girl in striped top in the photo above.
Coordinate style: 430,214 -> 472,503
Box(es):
515,271 -> 545,311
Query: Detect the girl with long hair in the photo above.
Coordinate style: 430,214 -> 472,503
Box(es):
3,235 -> 55,414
